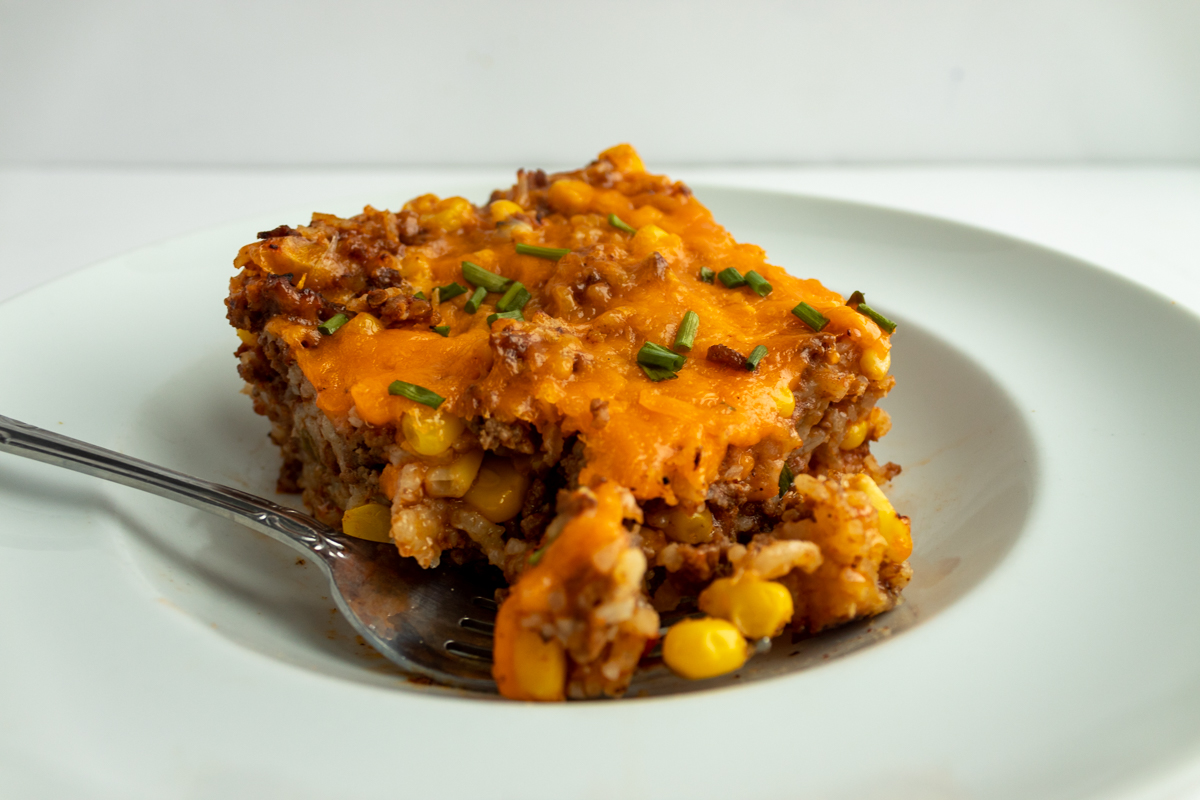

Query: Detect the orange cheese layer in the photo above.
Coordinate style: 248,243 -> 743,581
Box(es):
256,145 -> 889,507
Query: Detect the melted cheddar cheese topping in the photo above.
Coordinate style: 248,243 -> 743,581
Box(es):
251,145 -> 890,508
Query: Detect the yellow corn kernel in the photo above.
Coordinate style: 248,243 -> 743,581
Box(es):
463,457 -> 530,523
341,503 -> 393,543
400,252 -> 432,287
628,204 -> 665,229
773,384 -> 796,418
547,179 -> 596,215
700,576 -> 794,639
340,312 -> 384,337
630,223 -> 683,259
732,580 -> 793,639
700,575 -> 792,638
841,418 -> 870,450
512,629 -> 566,702
592,190 -> 631,217
662,618 -> 748,680
599,143 -> 646,174
402,409 -> 465,456
425,450 -> 484,498
469,248 -> 498,267
849,474 -> 913,563
698,577 -> 735,620
423,196 -> 476,233
861,345 -> 891,381
404,193 -> 440,215
495,219 -> 534,241
236,328 -> 256,346
489,200 -> 525,222
648,504 -> 714,545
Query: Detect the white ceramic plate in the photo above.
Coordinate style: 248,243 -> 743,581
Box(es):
2,185 -> 1199,800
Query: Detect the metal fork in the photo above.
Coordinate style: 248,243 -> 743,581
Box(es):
0,415 -> 502,693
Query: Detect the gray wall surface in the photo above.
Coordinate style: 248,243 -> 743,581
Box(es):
2,0 -> 1198,166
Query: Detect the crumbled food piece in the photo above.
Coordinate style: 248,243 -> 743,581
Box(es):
706,343 -> 748,370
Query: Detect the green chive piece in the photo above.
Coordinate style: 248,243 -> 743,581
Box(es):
436,282 -> 468,302
298,429 -> 318,460
608,213 -> 637,235
413,291 -> 427,300
857,302 -> 897,334
464,285 -> 487,314
847,290 -> 866,307
791,302 -> 829,332
515,243 -> 571,261
528,547 -> 545,566
487,310 -> 524,325
744,270 -> 772,297
432,325 -> 450,337
673,310 -> 699,352
317,313 -> 350,336
718,267 -> 746,288
699,267 -> 715,284
637,342 -> 686,372
778,463 -> 794,498
461,261 -> 512,293
387,380 -> 444,410
746,345 -> 768,371
640,364 -> 679,382
496,281 -> 531,313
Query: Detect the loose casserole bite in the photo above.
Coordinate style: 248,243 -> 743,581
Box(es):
227,145 -> 912,701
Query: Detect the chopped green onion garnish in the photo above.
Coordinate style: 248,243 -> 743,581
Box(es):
387,380 -> 444,410
744,270 -> 772,297
637,342 -> 686,372
496,281 -> 531,313
846,290 -> 896,332
298,429 -> 318,460
791,302 -> 829,332
673,310 -> 699,352
608,213 -> 637,235
486,310 -> 525,325
857,302 -> 897,334
699,267 -> 715,284
432,325 -> 450,337
746,345 -> 768,371
718,268 -> 746,288
413,291 -> 427,300
528,547 -> 545,566
436,282 -> 467,302
778,463 -> 794,498
461,261 -> 512,293
464,285 -> 487,314
515,243 -> 571,261
317,313 -> 349,336
640,364 -> 679,382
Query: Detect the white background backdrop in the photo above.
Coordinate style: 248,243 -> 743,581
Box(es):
3,0 -> 1200,167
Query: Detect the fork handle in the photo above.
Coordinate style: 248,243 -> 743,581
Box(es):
0,414 -> 346,560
